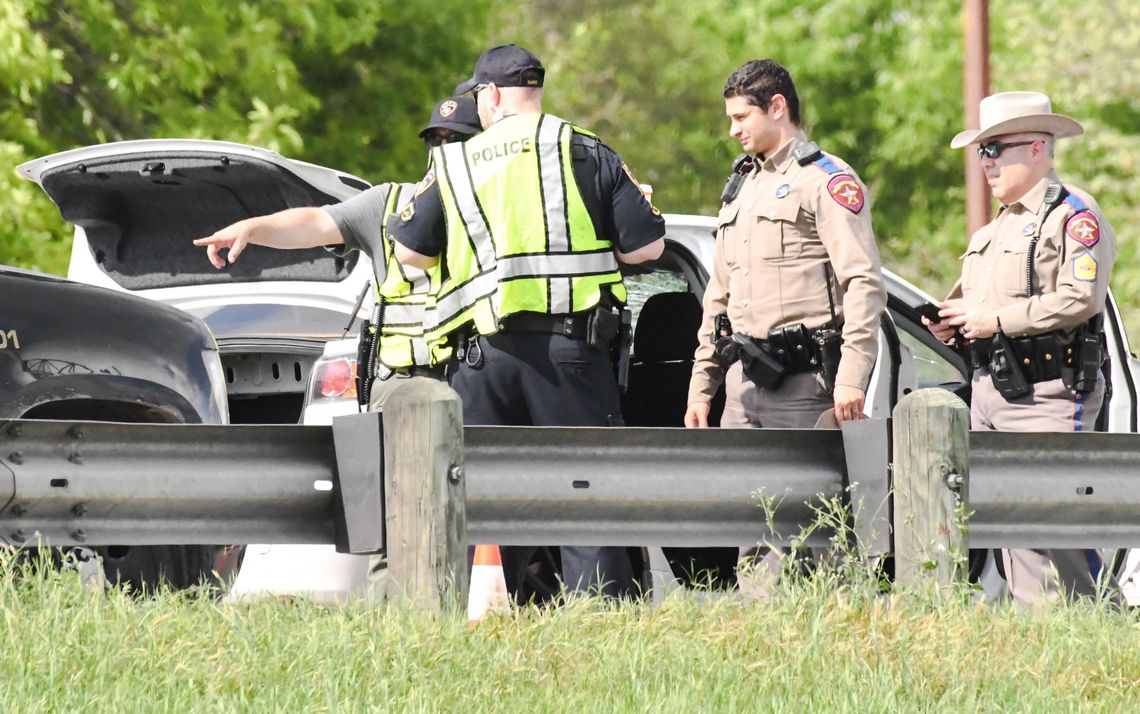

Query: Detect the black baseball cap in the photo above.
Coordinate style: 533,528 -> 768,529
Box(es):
454,44 -> 545,94
419,95 -> 481,139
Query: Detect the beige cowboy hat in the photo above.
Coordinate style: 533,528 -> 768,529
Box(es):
950,91 -> 1084,149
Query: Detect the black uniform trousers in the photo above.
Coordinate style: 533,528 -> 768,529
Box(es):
450,330 -> 635,600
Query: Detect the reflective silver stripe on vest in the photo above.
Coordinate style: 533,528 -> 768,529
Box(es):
426,269 -> 498,331
498,251 -> 618,279
427,251 -> 619,331
441,142 -> 497,271
536,118 -> 573,313
537,116 -> 570,252
381,302 -> 426,327
412,338 -> 431,366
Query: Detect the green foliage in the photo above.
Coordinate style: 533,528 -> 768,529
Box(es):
2,0 -> 1138,338
0,0 -> 490,273
994,0 -> 1140,337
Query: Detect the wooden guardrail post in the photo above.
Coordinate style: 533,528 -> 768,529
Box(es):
892,388 -> 970,588
382,379 -> 467,612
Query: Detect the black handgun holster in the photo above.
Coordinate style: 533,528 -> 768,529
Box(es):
989,333 -> 1032,400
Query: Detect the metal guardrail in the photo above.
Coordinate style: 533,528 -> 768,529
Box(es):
467,425 -> 844,548
0,416 -> 890,552
0,420 -> 338,547
2,412 -> 1138,555
969,431 -> 1140,548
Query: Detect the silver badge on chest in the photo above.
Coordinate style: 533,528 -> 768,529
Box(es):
775,183 -> 790,199
1022,222 -> 1037,236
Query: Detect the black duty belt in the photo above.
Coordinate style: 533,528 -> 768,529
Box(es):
383,364 -> 447,380
968,331 -> 1075,383
497,312 -> 588,339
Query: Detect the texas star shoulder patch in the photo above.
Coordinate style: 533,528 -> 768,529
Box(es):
1066,212 -> 1100,248
414,167 -> 436,197
1073,252 -> 1098,282
826,174 -> 864,214
400,203 -> 415,222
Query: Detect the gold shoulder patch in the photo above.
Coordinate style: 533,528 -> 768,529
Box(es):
400,203 -> 415,222
1073,252 -> 1098,282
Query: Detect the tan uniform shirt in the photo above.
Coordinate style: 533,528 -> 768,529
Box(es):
947,172 -> 1116,336
688,132 -> 886,403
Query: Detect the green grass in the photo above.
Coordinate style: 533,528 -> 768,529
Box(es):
1,554 -> 1138,713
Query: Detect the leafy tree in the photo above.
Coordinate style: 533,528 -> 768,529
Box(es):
3,0 -> 1138,340
0,0 -> 492,273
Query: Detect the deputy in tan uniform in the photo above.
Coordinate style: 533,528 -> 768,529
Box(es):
686,59 -> 885,431
926,91 -> 1119,605
685,59 -> 885,596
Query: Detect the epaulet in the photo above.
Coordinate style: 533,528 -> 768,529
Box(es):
570,131 -> 599,161
1063,192 -> 1089,213
810,153 -> 844,175
793,141 -> 823,165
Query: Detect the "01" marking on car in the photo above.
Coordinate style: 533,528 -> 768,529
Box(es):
0,330 -> 20,350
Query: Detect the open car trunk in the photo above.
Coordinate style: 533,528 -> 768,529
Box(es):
20,139 -> 368,290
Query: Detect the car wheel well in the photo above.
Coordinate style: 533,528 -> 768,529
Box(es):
15,401 -> 242,593
20,399 -> 185,423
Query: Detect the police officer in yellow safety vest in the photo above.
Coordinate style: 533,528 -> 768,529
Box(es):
390,45 -> 666,601
194,96 -> 481,412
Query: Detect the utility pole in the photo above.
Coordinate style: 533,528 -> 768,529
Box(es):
964,0 -> 991,236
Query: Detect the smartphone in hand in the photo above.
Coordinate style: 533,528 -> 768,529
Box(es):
914,302 -> 944,324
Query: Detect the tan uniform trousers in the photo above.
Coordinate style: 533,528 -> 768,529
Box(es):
972,370 -> 1120,606
365,370 -> 446,601
723,362 -> 834,599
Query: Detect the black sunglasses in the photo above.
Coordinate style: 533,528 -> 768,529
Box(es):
977,140 -> 1035,160
424,132 -> 465,148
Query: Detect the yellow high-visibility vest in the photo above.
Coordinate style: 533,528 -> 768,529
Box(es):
426,113 -> 626,341
372,184 -> 450,368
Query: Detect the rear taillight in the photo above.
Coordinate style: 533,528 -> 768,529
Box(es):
315,357 -> 357,400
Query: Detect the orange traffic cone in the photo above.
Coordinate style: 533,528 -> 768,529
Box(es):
468,544 -> 510,624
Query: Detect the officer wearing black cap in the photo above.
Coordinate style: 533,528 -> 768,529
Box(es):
195,95 -> 481,411
419,96 -> 481,146
391,45 -> 666,600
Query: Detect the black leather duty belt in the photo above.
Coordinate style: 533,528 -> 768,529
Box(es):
968,332 -> 1075,383
497,313 -> 588,339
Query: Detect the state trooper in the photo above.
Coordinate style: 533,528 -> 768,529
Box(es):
390,44 -> 665,601
684,59 -> 886,595
193,96 -> 481,412
926,91 -> 1119,605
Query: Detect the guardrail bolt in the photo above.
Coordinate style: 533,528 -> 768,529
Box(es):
943,468 -> 964,491
71,529 -> 86,542
10,529 -> 26,542
10,504 -> 27,517
7,452 -> 23,465
69,452 -> 83,465
68,426 -> 84,439
448,465 -> 464,484
72,503 -> 87,517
